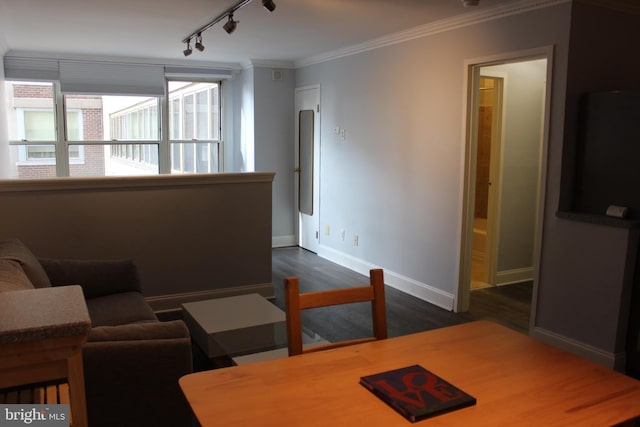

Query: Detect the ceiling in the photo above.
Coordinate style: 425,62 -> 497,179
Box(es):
0,0 -> 518,67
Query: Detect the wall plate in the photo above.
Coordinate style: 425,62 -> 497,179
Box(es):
606,205 -> 629,218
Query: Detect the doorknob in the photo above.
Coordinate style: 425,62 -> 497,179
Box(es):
294,168 -> 301,173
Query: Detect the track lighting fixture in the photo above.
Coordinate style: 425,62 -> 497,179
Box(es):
223,14 -> 238,34
181,0 -> 277,55
195,33 -> 205,52
183,39 -> 193,57
262,0 -> 276,12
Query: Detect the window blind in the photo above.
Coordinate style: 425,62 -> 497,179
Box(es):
59,61 -> 165,96
4,57 -> 60,81
164,66 -> 234,81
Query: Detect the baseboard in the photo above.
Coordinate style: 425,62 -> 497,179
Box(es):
531,326 -> 626,371
273,234 -> 296,248
317,245 -> 455,311
146,282 -> 275,312
495,266 -> 534,285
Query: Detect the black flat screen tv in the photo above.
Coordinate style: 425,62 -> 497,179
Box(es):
574,90 -> 640,219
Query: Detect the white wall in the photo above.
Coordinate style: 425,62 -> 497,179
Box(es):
483,60 -> 546,281
294,4 -> 571,310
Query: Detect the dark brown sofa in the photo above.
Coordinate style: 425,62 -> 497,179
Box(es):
0,238 -> 193,427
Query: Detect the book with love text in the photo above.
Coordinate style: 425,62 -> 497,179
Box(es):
360,365 -> 476,423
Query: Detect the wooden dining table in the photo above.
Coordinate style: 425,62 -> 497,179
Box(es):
179,320 -> 640,426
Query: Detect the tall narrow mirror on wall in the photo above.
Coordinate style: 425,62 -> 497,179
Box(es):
299,109 -> 314,215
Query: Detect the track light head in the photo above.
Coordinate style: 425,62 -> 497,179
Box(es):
462,0 -> 480,6
262,0 -> 276,12
223,14 -> 238,34
183,39 -> 193,56
195,33 -> 205,52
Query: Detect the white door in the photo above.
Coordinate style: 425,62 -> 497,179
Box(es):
295,86 -> 320,253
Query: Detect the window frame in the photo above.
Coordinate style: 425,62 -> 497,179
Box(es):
6,77 -> 224,178
166,80 -> 223,175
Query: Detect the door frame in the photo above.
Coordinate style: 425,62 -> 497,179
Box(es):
294,84 -> 321,252
456,47 -> 554,331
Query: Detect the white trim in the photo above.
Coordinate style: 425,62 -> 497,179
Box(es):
495,267 -> 534,285
0,172 -> 275,193
295,0 -> 570,68
318,245 -> 455,311
272,234 -> 296,248
243,59 -> 295,70
531,326 -> 627,371
146,282 -> 275,312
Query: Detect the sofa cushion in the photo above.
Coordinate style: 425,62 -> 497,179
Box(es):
0,259 -> 35,293
87,320 -> 190,342
39,258 -> 141,298
0,239 -> 51,289
85,291 -> 158,327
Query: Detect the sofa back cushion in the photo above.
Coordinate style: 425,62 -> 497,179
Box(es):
0,259 -> 35,292
0,238 -> 51,288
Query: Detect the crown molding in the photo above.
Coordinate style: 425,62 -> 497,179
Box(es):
295,0 -> 570,69
242,59 -> 295,70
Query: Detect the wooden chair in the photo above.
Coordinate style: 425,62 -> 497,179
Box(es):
284,268 -> 387,356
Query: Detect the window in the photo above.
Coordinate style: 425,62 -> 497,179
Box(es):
4,77 -> 222,179
167,81 -> 221,174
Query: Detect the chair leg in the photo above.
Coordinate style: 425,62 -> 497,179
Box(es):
284,277 -> 304,356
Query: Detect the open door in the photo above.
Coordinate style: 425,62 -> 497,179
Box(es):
295,86 -> 320,253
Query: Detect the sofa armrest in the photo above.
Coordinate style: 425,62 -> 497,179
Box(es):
38,258 -> 141,299
83,320 -> 194,427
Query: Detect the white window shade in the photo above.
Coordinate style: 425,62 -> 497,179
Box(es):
164,66 -> 234,80
4,57 -> 60,81
59,61 -> 165,96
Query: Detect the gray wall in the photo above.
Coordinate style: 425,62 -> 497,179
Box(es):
295,3 -> 571,310
534,2 -> 640,368
0,174 -> 275,310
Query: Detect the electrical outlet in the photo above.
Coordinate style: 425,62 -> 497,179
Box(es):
353,235 -> 359,246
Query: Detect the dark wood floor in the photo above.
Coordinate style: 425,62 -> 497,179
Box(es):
272,246 -> 533,342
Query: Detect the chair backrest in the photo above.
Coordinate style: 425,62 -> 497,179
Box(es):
284,268 -> 387,356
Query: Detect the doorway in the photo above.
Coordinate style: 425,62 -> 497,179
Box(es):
471,76 -> 503,290
294,85 -> 320,253
458,53 -> 551,327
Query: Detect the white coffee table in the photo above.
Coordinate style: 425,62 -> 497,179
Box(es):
182,293 -> 287,360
